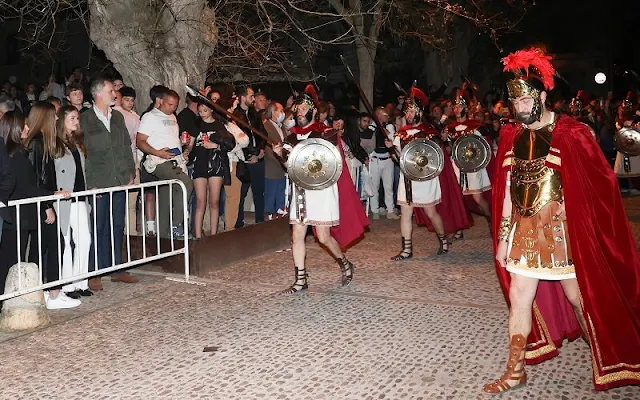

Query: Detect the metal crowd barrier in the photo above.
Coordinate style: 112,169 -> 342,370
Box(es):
0,179 -> 190,301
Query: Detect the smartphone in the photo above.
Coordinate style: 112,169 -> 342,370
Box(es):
167,147 -> 181,156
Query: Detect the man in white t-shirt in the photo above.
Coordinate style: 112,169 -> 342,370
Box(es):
136,90 -> 193,239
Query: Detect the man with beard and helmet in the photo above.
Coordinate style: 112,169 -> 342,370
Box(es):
614,91 -> 640,187
273,85 -> 368,294
391,88 -> 471,260
443,94 -> 492,240
484,47 -> 640,394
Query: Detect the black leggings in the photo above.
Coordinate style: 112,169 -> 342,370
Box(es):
0,224 -> 62,296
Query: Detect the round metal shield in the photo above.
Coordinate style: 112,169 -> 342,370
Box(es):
452,134 -> 492,173
399,139 -> 445,181
614,127 -> 640,156
286,138 -> 343,190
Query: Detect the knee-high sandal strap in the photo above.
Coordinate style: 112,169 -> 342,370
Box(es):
281,267 -> 308,295
391,237 -> 413,261
482,334 -> 528,394
337,257 -> 354,286
436,234 -> 450,255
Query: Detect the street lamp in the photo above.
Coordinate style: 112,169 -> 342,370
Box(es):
595,72 -> 607,85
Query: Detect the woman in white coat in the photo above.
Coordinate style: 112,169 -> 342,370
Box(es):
53,106 -> 93,298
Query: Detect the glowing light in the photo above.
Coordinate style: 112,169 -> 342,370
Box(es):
595,72 -> 607,84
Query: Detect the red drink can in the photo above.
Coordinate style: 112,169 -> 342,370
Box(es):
181,131 -> 190,145
202,134 -> 209,143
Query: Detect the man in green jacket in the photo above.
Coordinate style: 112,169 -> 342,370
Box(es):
80,77 -> 137,291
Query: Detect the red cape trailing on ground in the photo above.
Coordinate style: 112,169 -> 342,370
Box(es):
291,123 -> 369,249
493,115 -> 640,390
396,123 -> 473,233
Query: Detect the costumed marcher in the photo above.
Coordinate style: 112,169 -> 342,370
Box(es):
485,47 -> 640,394
391,88 -> 472,260
274,85 -> 369,294
443,94 -> 492,240
569,90 -> 598,138
614,91 -> 640,182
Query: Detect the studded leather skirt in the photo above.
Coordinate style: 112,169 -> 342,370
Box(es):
506,201 -> 576,280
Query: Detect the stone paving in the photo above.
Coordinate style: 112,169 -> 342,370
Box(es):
1,199 -> 640,399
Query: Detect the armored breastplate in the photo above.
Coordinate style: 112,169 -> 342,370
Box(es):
510,123 -> 563,217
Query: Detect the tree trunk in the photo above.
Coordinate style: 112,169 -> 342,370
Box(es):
356,45 -> 376,111
88,0 -> 216,112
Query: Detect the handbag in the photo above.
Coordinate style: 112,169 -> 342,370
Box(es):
236,160 -> 251,183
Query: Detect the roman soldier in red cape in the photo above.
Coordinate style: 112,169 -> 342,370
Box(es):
442,94 -> 493,240
614,91 -> 640,180
273,84 -> 369,294
484,47 -> 640,394
391,87 -> 472,260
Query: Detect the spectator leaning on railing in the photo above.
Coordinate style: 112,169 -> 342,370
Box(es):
80,77 -> 137,291
53,105 -> 93,300
0,107 -> 77,309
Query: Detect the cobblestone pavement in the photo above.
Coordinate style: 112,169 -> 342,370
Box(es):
1,199 -> 640,400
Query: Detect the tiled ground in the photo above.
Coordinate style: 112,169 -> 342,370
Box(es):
1,199 -> 640,399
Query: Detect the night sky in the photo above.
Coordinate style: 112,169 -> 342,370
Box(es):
507,0 -> 640,68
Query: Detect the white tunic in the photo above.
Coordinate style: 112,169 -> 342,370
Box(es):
288,132 -> 340,226
394,128 -> 442,207
614,152 -> 640,178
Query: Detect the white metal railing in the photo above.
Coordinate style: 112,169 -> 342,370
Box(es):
0,179 -> 189,301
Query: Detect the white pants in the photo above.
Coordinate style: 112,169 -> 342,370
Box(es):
61,202 -> 91,292
369,156 -> 395,213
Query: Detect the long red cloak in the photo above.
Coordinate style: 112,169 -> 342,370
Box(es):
493,115 -> 640,390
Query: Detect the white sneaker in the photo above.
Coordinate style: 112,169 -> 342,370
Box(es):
371,212 -> 380,220
46,292 -> 81,310
386,212 -> 400,220
378,207 -> 388,214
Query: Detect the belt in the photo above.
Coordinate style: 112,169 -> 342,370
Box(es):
372,155 -> 390,160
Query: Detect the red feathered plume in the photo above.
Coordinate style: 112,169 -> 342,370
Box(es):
410,87 -> 429,108
502,47 -> 555,91
304,84 -> 319,105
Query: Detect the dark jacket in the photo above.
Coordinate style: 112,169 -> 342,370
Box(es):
233,107 -> 265,158
27,133 -> 57,192
80,107 -> 136,189
4,146 -> 54,231
0,143 -> 16,223
263,119 -> 286,180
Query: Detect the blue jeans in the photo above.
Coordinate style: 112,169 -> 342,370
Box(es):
264,178 -> 286,213
236,160 -> 265,227
89,191 -> 126,271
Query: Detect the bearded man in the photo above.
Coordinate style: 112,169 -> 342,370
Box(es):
274,85 -> 368,294
484,47 -> 640,393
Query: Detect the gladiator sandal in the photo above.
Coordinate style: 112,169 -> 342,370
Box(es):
482,334 -> 528,394
337,257 -> 354,286
452,231 -> 464,241
391,237 -> 413,261
436,234 -> 450,255
281,266 -> 308,295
